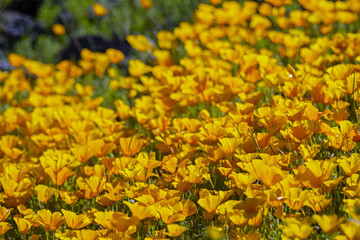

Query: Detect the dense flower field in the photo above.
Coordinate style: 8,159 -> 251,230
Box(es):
1,0 -> 360,239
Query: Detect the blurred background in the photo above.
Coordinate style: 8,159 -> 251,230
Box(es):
0,0 -> 209,70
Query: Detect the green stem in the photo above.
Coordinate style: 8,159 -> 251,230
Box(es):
248,128 -> 261,152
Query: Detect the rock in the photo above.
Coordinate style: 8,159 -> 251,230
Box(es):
0,49 -> 12,71
0,10 -> 38,38
0,10 -> 40,71
6,0 -> 42,18
0,59 -> 13,71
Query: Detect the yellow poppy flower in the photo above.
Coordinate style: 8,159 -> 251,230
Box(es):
13,215 -> 32,234
61,209 -> 92,229
52,24 -> 66,36
140,0 -> 153,9
36,209 -> 64,231
93,3 -> 108,16
313,214 -> 345,234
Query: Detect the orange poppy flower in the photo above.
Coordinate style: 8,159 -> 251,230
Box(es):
35,185 -> 57,203
159,206 -> 186,224
59,189 -> 79,205
219,138 -> 241,155
128,60 -> 152,77
0,222 -> 12,235
200,124 -> 228,143
124,202 -> 158,220
300,159 -> 336,188
0,176 -> 33,206
0,207 -> 12,222
0,135 -> 23,159
119,137 -> 145,157
339,120 -> 357,139
140,0 -> 153,9
283,188 -> 309,210
93,3 -> 108,16
229,172 -> 256,190
198,194 -> 223,215
36,209 -> 64,231
106,48 -> 125,64
94,211 -> 138,233
181,199 -> 197,217
340,221 -> 360,240
17,205 -> 34,216
137,152 -> 161,169
233,197 -> 265,226
8,53 -> 25,67
242,160 -> 284,187
313,214 -> 345,234
45,167 -> 75,186
77,176 -> 106,199
13,215 -> 32,234
282,218 -> 313,239
52,24 -> 66,36
97,192 -> 124,207
61,209 -> 92,229
304,193 -> 332,212
339,154 -> 360,176
74,229 -> 99,240
126,35 -> 153,52
71,143 -> 95,163
165,224 -> 187,237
